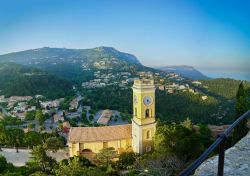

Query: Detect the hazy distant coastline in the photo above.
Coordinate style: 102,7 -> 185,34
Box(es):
197,67 -> 250,81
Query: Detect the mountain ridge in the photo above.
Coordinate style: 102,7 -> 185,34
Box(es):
0,46 -> 141,65
156,65 -> 209,80
0,46 -> 145,83
0,47 -> 211,82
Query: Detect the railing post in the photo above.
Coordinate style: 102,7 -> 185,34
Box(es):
217,135 -> 226,176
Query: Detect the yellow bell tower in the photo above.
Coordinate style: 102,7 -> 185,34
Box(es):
132,79 -> 157,154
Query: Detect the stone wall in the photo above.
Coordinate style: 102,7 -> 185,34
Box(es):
194,131 -> 250,176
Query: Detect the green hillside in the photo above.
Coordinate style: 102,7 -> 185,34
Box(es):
79,78 -> 250,125
0,63 -> 73,99
0,48 -> 248,124
201,78 -> 250,99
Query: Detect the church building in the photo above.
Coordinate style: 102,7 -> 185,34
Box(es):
68,79 -> 157,157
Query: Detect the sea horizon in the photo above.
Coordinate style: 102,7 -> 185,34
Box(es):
197,67 -> 250,81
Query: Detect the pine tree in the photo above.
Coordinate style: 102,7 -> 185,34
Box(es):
232,82 -> 249,143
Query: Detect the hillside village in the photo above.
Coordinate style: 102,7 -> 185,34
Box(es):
0,48 -> 248,176
81,70 -> 200,93
0,0 -> 249,174
0,68 -> 229,141
0,49 -> 241,172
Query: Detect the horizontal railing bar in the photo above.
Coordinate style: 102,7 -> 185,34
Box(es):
179,110 -> 250,176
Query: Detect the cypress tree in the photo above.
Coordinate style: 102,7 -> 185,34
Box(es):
232,82 -> 249,143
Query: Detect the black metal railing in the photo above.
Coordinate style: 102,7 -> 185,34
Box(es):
180,110 -> 250,176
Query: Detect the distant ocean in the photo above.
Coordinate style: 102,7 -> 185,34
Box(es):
197,67 -> 250,81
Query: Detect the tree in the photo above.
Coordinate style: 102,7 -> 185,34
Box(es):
31,145 -> 57,173
0,124 -> 6,151
25,111 -> 36,121
155,124 -> 177,154
39,125 -> 45,132
118,152 -> 136,169
40,132 -> 58,144
106,164 -> 117,175
0,155 -> 8,173
81,111 -> 86,121
89,114 -> 94,121
60,156 -> 94,168
44,113 -> 50,119
54,157 -> 105,176
155,123 -> 205,160
95,147 -> 117,168
232,82 -> 249,143
24,131 -> 42,148
35,110 -> 45,125
198,124 -> 213,147
174,132 -> 204,160
44,137 -> 64,153
27,123 -> 35,130
5,128 -> 24,153
135,153 -> 184,176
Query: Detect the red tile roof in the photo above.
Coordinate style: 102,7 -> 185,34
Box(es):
68,124 -> 132,143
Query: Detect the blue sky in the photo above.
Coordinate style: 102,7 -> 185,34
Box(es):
0,0 -> 249,73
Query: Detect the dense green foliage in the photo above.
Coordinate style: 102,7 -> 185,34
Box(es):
231,82 -> 249,144
0,148 -> 105,176
1,116 -> 23,126
132,120 -> 213,175
60,156 -> 94,168
156,90 -> 227,124
25,111 -> 36,121
0,124 -> 5,151
35,110 -> 45,125
201,79 -> 250,99
4,128 -> 25,152
79,82 -> 238,124
30,145 -> 57,173
0,155 -> 8,173
95,147 -> 117,168
54,157 -> 105,176
0,63 -> 73,99
0,120 -> 65,151
80,85 -> 133,114
24,131 -> 42,149
154,122 -> 212,160
44,137 -> 64,153
117,152 -> 136,169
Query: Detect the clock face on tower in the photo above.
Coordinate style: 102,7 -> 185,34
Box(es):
143,96 -> 153,106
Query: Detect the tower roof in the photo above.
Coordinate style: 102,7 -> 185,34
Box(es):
134,79 -> 154,85
132,79 -> 155,90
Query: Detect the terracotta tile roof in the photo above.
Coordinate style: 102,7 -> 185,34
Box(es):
68,124 -> 132,143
